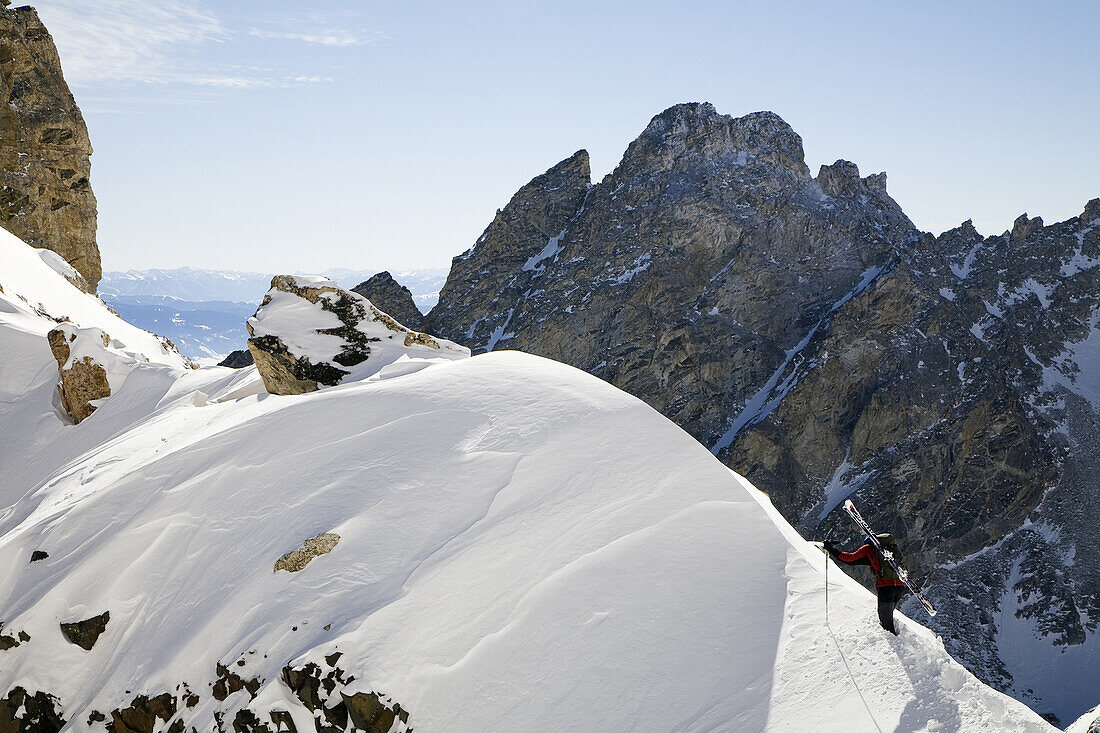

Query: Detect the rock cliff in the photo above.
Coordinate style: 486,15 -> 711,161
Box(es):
426,102 -> 1100,723
0,3 -> 99,290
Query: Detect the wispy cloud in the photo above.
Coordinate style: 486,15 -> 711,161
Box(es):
249,28 -> 388,48
33,1 -> 375,90
34,0 -> 228,86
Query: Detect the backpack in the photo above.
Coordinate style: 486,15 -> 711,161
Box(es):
876,533 -> 905,582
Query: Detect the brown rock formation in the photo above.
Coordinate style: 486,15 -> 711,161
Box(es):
47,324 -> 111,423
0,4 -> 99,290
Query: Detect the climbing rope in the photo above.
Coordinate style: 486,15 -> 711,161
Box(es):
825,554 -> 885,733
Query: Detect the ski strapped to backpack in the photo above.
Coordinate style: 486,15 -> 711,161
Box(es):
842,499 -> 937,617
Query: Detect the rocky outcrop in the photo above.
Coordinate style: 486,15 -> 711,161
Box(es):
247,275 -> 468,395
0,623 -> 29,651
47,323 -> 111,423
0,687 -> 64,732
0,652 -> 405,733
426,102 -> 1100,721
342,691 -> 410,733
108,692 -> 178,733
0,4 -> 99,290
274,532 -> 340,573
60,610 -> 109,650
352,271 -> 424,331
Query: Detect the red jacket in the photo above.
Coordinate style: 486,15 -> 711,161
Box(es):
836,543 -> 905,588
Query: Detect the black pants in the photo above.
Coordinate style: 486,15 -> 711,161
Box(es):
877,585 -> 906,634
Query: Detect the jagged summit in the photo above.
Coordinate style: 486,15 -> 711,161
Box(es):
542,148 -> 590,182
614,102 -> 809,178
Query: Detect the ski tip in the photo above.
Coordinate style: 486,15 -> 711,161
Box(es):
843,499 -> 854,509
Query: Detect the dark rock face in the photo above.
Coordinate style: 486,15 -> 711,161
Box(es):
60,610 -> 109,650
429,148 -> 592,350
29,549 -> 47,562
0,5 -> 99,290
426,102 -> 1100,719
352,271 -> 424,331
108,693 -> 178,733
218,349 -> 254,368
0,687 -> 64,732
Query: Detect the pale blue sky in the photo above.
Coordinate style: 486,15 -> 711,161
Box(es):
32,0 -> 1100,273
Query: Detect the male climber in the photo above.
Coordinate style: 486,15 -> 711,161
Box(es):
824,534 -> 907,635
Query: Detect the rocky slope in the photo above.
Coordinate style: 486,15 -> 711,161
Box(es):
425,102 -> 1100,724
0,2 -> 99,290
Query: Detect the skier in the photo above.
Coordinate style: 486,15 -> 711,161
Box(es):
824,534 -> 907,635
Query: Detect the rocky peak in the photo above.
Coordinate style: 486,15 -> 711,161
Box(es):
817,160 -> 896,204
426,149 -> 591,344
351,271 -> 423,331
1082,197 -> 1100,222
817,159 -> 862,197
0,4 -> 99,290
1010,213 -> 1045,240
617,102 -> 809,178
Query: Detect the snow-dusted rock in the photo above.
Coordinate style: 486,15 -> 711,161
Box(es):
246,275 -> 468,395
46,323 -> 112,423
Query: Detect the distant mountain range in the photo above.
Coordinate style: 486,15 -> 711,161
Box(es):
99,267 -> 448,360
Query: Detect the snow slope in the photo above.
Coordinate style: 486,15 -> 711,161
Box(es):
0,234 -> 1056,731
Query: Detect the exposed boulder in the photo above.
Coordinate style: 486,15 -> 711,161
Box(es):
247,275 -> 468,395
275,532 -> 340,573
217,348 -> 254,368
29,550 -> 47,562
60,610 -> 109,650
341,691 -> 410,733
108,692 -> 176,733
352,271 -> 424,331
47,323 -> 112,423
0,5 -> 100,290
